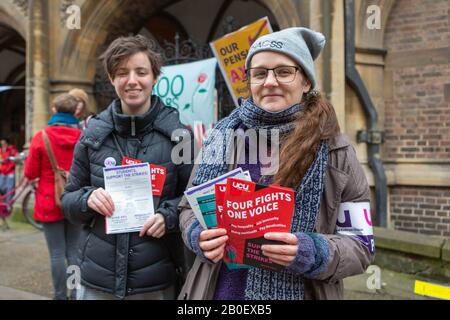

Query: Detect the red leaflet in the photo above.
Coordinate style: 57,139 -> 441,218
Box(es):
221,178 -> 295,272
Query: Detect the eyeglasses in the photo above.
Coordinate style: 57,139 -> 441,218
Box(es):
246,66 -> 300,84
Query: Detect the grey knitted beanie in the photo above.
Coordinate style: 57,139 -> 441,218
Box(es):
245,27 -> 326,88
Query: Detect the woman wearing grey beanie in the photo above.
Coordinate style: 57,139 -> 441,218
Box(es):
178,27 -> 374,300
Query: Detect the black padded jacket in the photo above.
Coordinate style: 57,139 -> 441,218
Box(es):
61,96 -> 193,298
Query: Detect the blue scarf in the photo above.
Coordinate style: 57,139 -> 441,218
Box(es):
192,98 -> 302,186
193,98 -> 329,300
47,113 -> 79,126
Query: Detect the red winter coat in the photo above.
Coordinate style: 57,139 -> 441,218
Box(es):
24,125 -> 81,222
0,145 -> 18,175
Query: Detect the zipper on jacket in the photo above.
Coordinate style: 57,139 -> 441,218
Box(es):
131,116 -> 136,137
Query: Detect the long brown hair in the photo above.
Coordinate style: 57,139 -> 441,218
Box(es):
273,92 -> 341,188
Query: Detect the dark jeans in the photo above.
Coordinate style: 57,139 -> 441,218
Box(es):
42,219 -> 81,300
0,173 -> 15,202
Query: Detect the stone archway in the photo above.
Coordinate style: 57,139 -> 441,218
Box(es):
57,0 -> 297,113
0,1 -> 27,39
56,0 -> 174,112
355,0 -> 396,49
259,0 -> 303,28
0,2 -> 27,148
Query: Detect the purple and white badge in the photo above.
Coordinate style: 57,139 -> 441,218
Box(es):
336,202 -> 374,253
104,157 -> 116,167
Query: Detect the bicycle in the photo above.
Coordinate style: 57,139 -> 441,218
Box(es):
0,154 -> 43,231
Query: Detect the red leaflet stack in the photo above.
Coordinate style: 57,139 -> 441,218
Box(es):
221,178 -> 295,271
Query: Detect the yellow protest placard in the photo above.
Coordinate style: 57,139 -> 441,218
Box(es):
210,17 -> 272,107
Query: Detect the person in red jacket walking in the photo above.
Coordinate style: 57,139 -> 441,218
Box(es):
24,93 -> 82,300
0,136 -> 18,202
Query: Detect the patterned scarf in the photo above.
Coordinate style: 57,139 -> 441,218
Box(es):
192,98 -> 301,185
193,98 -> 328,300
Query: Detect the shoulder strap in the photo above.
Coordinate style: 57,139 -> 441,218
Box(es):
42,129 -> 59,173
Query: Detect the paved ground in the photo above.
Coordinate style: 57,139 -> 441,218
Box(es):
343,268 -> 438,300
0,220 -> 52,299
0,219 -> 442,300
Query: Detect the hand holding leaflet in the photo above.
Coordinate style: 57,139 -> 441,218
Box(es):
87,187 -> 115,217
103,163 -> 155,234
222,177 -> 295,271
215,182 -> 252,269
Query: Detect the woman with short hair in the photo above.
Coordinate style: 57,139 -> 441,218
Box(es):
62,35 -> 193,300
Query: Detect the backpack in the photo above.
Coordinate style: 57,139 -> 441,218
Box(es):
42,129 -> 68,208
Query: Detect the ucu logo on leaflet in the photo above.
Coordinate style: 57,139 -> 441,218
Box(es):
232,181 -> 250,192
124,159 -> 137,165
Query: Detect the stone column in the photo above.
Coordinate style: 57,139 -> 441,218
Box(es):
309,0 -> 346,132
309,0 -> 325,91
26,0 -> 50,142
329,0 -> 346,132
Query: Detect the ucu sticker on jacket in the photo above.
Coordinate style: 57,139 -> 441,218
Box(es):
336,202 -> 375,254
